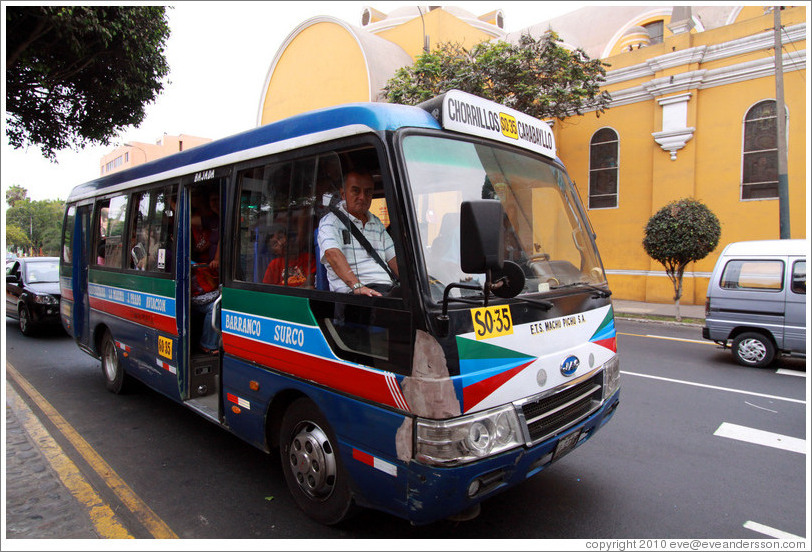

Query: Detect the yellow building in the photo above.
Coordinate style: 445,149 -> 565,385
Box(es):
258,5 -> 808,305
100,133 -> 212,176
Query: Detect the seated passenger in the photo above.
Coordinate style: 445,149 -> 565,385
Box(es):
317,170 -> 398,296
262,231 -> 315,287
190,187 -> 221,354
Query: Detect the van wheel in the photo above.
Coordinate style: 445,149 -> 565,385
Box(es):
279,398 -> 356,525
101,330 -> 128,393
732,332 -> 775,368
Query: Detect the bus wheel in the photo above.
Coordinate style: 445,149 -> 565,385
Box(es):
732,332 -> 775,368
279,398 -> 356,525
101,330 -> 128,393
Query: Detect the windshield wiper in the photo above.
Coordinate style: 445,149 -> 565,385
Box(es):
552,282 -> 612,298
516,296 -> 554,310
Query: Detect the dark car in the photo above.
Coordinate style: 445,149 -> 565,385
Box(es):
6,256 -> 62,336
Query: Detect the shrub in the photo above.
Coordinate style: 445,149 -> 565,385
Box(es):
643,198 -> 721,321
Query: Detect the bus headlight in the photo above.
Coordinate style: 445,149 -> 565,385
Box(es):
603,355 -> 620,398
415,404 -> 523,466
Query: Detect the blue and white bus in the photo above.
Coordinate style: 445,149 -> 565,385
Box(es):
60,90 -> 620,525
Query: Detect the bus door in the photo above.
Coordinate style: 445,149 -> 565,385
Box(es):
72,203 -> 92,348
183,172 -> 228,420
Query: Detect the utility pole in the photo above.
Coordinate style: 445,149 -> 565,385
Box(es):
773,6 -> 790,239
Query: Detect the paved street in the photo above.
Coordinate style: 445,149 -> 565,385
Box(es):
4,301 -> 807,541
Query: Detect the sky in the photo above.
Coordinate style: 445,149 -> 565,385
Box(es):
2,1 -> 588,205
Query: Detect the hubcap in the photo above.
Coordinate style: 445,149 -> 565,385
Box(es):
104,339 -> 119,381
738,338 -> 766,363
288,421 -> 337,500
19,309 -> 28,332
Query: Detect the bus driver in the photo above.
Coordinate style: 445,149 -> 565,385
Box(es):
317,170 -> 398,296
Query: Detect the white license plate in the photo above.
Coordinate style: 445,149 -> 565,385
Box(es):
552,429 -> 582,461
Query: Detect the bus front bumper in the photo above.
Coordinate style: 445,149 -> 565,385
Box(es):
403,389 -> 620,525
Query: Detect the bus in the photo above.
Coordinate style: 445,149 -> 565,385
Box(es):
60,90 -> 620,525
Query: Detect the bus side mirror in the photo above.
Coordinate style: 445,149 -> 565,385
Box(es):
460,200 -> 504,274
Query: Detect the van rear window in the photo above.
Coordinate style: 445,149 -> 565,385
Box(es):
791,261 -> 805,294
721,260 -> 784,290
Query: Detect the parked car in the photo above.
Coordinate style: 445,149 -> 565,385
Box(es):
703,239 -> 806,367
6,256 -> 62,336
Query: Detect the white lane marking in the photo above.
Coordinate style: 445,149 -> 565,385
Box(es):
776,368 -> 806,377
618,332 -> 715,346
621,371 -> 805,405
743,520 -> 803,539
744,401 -> 778,413
714,423 -> 806,454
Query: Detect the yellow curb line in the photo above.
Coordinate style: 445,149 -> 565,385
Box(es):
7,362 -> 178,539
6,380 -> 133,538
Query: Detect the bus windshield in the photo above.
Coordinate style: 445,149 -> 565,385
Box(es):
402,134 -> 605,300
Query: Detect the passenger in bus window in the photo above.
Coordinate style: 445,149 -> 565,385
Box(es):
190,187 -> 221,354
317,170 -> 398,296
262,228 -> 315,287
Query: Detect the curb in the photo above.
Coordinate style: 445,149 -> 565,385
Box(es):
614,314 -> 704,328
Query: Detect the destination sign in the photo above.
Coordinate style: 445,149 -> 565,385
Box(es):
440,90 -> 556,159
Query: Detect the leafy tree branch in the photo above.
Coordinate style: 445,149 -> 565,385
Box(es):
383,32 -> 611,120
5,6 -> 171,160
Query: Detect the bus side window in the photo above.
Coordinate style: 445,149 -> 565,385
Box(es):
153,188 -> 176,272
94,203 -> 109,265
238,163 -> 290,283
94,195 -> 128,268
124,186 -> 176,273
283,158 -> 317,288
237,159 -> 319,288
130,191 -> 151,270
62,205 -> 76,264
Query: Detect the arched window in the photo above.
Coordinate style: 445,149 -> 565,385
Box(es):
742,100 -> 784,200
588,128 -> 619,209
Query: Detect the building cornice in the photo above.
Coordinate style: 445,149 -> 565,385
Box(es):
703,22 -> 806,63
606,47 -> 806,110
603,22 -> 806,87
642,69 -> 708,98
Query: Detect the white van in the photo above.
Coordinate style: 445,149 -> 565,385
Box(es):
703,239 -> 807,367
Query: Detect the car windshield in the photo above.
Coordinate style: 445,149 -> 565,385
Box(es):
401,134 -> 605,301
25,260 -> 59,284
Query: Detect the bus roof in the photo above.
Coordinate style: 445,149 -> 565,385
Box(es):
67,102 -> 441,202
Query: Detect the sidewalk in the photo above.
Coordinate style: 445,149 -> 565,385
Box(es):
5,381 -> 100,540
3,299 -> 704,540
612,299 -> 705,323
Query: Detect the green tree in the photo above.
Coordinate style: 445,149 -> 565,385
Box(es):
6,184 -> 28,207
6,225 -> 31,252
5,6 -> 171,160
643,198 -> 721,321
5,188 -> 65,256
383,32 -> 611,120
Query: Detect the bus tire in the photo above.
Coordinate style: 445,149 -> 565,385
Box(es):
279,398 -> 356,525
101,329 -> 128,394
732,332 -> 775,368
